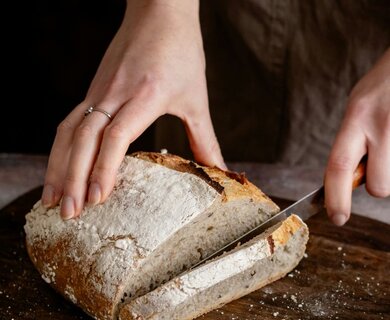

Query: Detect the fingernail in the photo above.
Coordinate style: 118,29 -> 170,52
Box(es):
41,185 -> 54,208
216,159 -> 228,171
220,162 -> 228,171
332,214 -> 348,226
61,196 -> 75,220
88,182 -> 101,205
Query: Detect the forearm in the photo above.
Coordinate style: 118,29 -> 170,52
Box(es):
127,0 -> 199,15
125,0 -> 201,29
121,0 -> 204,62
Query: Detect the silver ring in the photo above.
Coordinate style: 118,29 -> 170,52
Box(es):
84,106 -> 112,120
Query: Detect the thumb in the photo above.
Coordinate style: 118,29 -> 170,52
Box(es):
183,109 -> 227,170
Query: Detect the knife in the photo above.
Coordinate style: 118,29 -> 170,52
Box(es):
190,156 -> 367,270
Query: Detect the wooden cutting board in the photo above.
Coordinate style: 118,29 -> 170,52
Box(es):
1,187 -> 389,320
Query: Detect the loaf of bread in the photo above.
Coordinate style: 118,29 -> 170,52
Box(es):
24,151 -> 308,320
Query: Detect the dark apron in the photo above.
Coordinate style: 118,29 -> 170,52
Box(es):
155,0 -> 390,165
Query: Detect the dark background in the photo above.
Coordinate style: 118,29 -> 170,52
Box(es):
4,0 -> 389,163
2,0 -> 156,154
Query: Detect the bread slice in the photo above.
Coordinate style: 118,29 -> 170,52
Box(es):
118,214 -> 308,320
24,152 -> 279,320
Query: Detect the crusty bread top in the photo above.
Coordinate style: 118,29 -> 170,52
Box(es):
132,152 -> 278,209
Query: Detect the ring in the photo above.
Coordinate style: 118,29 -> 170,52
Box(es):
84,106 -> 112,120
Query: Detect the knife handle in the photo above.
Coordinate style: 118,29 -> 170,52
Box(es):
352,155 -> 367,190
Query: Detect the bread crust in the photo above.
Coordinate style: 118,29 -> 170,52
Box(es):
132,152 -> 278,207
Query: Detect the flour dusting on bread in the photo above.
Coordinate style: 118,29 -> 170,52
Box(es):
23,152 -> 305,320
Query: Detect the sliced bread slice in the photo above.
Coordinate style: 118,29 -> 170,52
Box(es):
119,214 -> 309,320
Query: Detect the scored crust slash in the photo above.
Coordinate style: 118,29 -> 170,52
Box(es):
24,151 -> 309,320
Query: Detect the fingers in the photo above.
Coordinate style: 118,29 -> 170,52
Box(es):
324,122 -> 366,226
41,103 -> 88,208
43,92 -> 224,220
183,108 -> 227,170
45,94 -> 159,220
87,95 -> 160,207
365,125 -> 390,198
60,111 -> 112,219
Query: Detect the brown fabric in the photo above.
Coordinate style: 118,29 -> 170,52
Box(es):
155,0 -> 390,165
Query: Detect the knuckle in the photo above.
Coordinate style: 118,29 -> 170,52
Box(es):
345,98 -> 373,125
44,173 -> 60,186
136,73 -> 162,100
327,155 -> 355,173
105,123 -> 127,140
142,73 -> 160,90
56,119 -> 74,135
348,97 -> 370,116
91,162 -> 114,178
76,124 -> 94,139
64,173 -> 79,185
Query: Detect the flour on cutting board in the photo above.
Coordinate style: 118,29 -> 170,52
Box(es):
198,243 -> 388,320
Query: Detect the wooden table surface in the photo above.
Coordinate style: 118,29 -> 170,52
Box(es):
1,154 -> 389,320
1,187 -> 389,320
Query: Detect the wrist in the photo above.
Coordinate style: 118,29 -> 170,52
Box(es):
126,0 -> 200,20
123,0 -> 203,51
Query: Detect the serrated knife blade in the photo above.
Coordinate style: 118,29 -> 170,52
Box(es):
189,156 -> 367,270
189,186 -> 324,270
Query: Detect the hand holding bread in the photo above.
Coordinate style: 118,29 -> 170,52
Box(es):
40,1 -> 225,220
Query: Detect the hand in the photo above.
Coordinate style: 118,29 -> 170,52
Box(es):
41,0 -> 226,219
325,48 -> 390,226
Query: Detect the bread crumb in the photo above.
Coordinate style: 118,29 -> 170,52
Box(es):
160,149 -> 168,154
114,238 -> 131,250
303,253 -> 308,258
290,295 -> 298,303
41,274 -> 51,284
337,246 -> 342,251
273,312 -> 279,317
65,286 -> 77,304
263,287 -> 274,294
